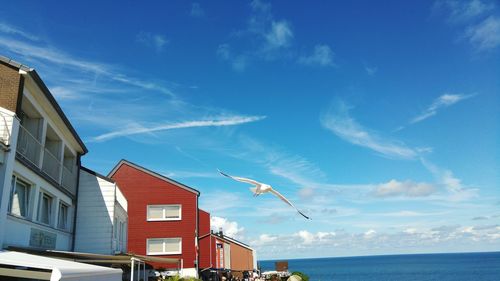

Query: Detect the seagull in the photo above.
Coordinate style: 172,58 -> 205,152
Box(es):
218,169 -> 311,219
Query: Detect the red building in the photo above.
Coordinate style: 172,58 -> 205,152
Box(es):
109,160 -> 200,277
198,209 -> 256,279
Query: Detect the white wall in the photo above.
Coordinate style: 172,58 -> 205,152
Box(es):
4,215 -> 72,250
0,108 -> 19,248
75,169 -> 128,255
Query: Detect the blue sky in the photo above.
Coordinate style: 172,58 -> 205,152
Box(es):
1,0 -> 499,259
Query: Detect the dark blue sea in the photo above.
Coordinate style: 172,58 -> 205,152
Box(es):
259,252 -> 500,281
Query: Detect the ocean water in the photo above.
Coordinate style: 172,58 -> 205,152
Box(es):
259,252 -> 500,281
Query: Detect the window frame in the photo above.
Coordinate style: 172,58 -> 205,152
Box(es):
146,204 -> 182,221
57,201 -> 69,230
146,238 -> 182,255
8,175 -> 32,219
37,190 -> 53,226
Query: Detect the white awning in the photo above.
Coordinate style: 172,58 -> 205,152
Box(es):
0,251 -> 122,281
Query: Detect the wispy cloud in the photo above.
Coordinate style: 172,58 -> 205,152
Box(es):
0,35 -> 175,96
421,158 -> 479,201
0,22 -> 39,41
410,93 -> 475,124
434,0 -> 495,23
464,16 -> 500,52
264,20 -> 293,49
91,115 -> 266,142
136,31 -> 168,52
434,0 -> 500,52
372,179 -> 437,197
365,65 -> 378,76
321,101 -> 418,159
190,2 -> 205,17
163,170 -> 219,179
218,0 -> 335,70
216,44 -> 248,71
298,44 -> 335,66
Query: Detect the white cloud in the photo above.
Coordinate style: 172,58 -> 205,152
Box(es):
91,115 -> 266,142
410,93 -> 475,124
365,65 -> 378,75
420,158 -> 479,201
250,224 -> 500,259
296,230 -> 315,244
250,0 -> 271,12
136,31 -> 168,52
162,170 -> 219,179
217,44 -> 248,71
364,229 -> 377,239
436,0 -> 495,23
298,44 -> 335,66
190,2 -> 205,17
321,102 -> 418,159
372,179 -> 436,197
464,16 -> 500,52
211,216 -> 245,239
0,35 -> 175,96
0,22 -> 39,41
265,20 -> 293,49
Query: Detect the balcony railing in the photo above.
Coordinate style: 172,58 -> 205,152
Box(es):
17,124 -> 78,196
17,125 -> 42,166
42,148 -> 62,183
62,165 -> 77,195
0,112 -> 13,146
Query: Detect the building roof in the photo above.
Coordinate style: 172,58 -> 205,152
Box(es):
108,159 -> 200,195
0,55 -> 88,154
0,250 -> 122,281
212,232 -> 254,251
80,166 -> 115,183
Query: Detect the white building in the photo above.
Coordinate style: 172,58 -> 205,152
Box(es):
0,56 -> 87,252
0,56 -> 125,280
75,167 -> 128,255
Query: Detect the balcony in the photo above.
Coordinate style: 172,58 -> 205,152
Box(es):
42,148 -> 61,182
17,124 -> 42,166
62,165 -> 77,195
16,123 -> 77,196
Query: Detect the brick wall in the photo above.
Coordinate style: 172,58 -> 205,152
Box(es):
0,62 -> 21,112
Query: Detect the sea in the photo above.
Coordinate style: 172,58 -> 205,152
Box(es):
258,252 -> 500,281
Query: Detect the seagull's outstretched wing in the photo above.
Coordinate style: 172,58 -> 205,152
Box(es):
218,169 -> 261,186
269,189 -> 311,220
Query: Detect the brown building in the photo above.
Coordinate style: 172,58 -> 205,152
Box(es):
199,211 -> 255,279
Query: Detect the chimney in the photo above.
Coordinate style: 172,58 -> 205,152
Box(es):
218,227 -> 223,237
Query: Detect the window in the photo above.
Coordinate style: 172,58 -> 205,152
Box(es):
37,192 -> 53,225
57,202 -> 69,229
147,205 -> 181,221
146,238 -> 182,255
8,176 -> 31,218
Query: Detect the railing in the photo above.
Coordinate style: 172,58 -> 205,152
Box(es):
42,148 -> 62,183
61,165 -> 77,195
0,112 -> 13,146
17,125 -> 42,166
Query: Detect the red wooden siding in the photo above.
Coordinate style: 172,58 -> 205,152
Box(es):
110,162 -> 198,269
198,209 -> 211,269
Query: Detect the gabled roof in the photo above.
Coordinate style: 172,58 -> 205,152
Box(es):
0,55 -> 88,154
108,159 -> 200,195
212,231 -> 253,251
80,166 -> 115,183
